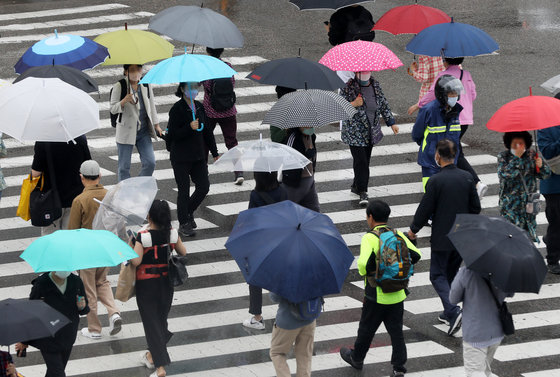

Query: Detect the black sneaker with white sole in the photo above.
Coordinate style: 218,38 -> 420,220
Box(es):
359,192 -> 369,207
448,310 -> 462,336
438,313 -> 450,326
340,347 -> 363,370
179,223 -> 195,238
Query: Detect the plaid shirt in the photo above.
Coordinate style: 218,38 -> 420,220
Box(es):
412,56 -> 445,101
201,61 -> 237,119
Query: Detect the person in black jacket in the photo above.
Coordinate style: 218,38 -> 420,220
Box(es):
325,5 -> 375,46
282,128 -> 320,212
167,82 -> 219,238
408,139 -> 481,336
16,272 -> 89,377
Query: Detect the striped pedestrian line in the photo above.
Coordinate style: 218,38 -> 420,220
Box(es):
0,4 -> 129,21
407,367 -> 497,377
495,339 -> 560,362
523,370 -> 560,377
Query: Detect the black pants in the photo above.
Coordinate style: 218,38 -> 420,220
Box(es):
41,347 -> 72,377
430,249 -> 462,318
136,276 -> 174,368
248,284 -> 262,316
353,298 -> 407,373
172,159 -> 210,225
457,125 -> 480,183
350,144 -> 374,193
544,193 -> 560,265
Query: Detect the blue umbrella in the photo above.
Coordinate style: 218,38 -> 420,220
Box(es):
406,19 -> 499,58
14,30 -> 109,74
225,200 -> 354,303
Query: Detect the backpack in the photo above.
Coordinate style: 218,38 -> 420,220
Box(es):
109,79 -> 151,127
290,297 -> 324,321
210,78 -> 236,112
366,227 -> 413,293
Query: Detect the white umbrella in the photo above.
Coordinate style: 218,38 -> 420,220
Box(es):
0,77 -> 99,142
541,74 -> 560,94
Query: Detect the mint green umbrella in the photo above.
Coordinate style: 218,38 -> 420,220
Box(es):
20,229 -> 138,272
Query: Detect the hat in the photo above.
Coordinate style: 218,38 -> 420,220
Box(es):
80,160 -> 100,177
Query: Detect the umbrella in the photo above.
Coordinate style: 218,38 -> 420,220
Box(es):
319,40 -> 403,72
225,200 -> 354,302
211,138 -> 311,173
93,23 -> 174,65
20,229 -> 138,272
541,74 -> 560,94
486,95 -> 560,132
13,65 -> 98,93
448,214 -> 547,293
0,298 -> 70,345
262,89 -> 356,129
406,19 -> 499,57
373,3 -> 450,35
289,0 -> 375,11
14,30 -> 108,74
149,6 -> 244,48
0,77 -> 99,142
247,56 -> 345,90
0,79 -> 11,89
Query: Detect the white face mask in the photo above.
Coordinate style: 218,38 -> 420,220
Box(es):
54,271 -> 71,279
128,72 -> 141,82
447,96 -> 458,107
357,71 -> 371,83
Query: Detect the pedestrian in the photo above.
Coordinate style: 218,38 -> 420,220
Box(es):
15,271 -> 89,377
411,75 -> 463,191
450,267 -> 512,376
167,82 -> 219,238
202,47 -> 243,185
406,55 -> 445,108
0,133 -> 6,203
242,172 -> 287,330
30,135 -> 91,235
414,57 -> 488,198
497,131 -> 551,242
282,127 -> 320,212
270,86 -> 297,143
340,200 -> 421,376
110,64 -> 162,182
67,160 -> 122,340
408,139 -> 481,335
131,200 -> 187,377
0,349 -> 18,377
340,71 -> 398,206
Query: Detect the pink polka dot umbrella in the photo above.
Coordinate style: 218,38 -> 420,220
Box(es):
319,40 -> 403,72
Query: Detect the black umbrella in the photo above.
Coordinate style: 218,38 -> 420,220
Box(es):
448,214 -> 548,294
0,298 -> 70,345
13,65 -> 98,93
289,0 -> 375,11
247,56 -> 345,90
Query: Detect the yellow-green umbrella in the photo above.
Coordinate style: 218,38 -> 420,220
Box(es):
94,23 -> 174,65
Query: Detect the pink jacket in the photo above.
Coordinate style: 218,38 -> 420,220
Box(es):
418,65 -> 477,125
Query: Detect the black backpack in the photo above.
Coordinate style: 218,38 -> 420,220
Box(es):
109,79 -> 151,127
210,78 -> 236,112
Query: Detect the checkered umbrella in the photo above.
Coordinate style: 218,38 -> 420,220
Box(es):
262,89 -> 356,129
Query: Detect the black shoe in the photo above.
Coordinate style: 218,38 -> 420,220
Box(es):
448,309 -> 462,336
548,263 -> 560,274
359,192 -> 369,207
392,370 -> 405,377
185,213 -> 197,229
178,223 -> 195,238
350,185 -> 360,195
438,312 -> 450,326
340,347 -> 363,370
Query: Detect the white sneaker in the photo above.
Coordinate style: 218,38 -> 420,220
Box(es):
108,313 -> 123,335
477,182 -> 488,199
80,328 -> 101,340
242,316 -> 265,330
140,351 -> 155,369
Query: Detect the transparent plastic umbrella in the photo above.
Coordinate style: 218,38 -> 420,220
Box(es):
541,74 -> 560,94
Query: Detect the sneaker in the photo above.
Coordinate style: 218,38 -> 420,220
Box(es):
448,309 -> 463,336
350,185 -> 360,195
140,351 -> 155,369
437,313 -> 450,326
548,263 -> 560,275
234,173 -> 244,185
108,313 -> 122,336
340,347 -> 363,370
392,371 -> 406,377
80,328 -> 101,340
190,217 -> 197,229
178,222 -> 195,238
359,192 -> 369,207
242,316 -> 265,330
477,182 -> 488,199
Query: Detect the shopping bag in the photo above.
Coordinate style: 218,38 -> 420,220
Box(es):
115,262 -> 136,302
16,174 -> 41,221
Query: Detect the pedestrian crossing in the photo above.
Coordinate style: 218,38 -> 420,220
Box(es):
0,3 -> 559,377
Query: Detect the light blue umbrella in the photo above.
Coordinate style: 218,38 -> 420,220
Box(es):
20,229 -> 138,272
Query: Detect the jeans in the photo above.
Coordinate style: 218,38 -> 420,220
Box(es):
171,159 -> 210,225
349,144 -> 374,193
544,193 -> 560,265
430,249 -> 462,318
117,132 -> 156,182
457,125 -> 480,183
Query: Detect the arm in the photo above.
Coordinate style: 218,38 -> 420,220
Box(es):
468,73 -> 477,102
148,85 -> 159,127
168,104 -> 196,141
76,277 -> 90,315
66,200 -> 83,230
31,142 -> 46,177
130,239 -> 144,267
357,234 -> 376,277
175,236 -> 187,256
201,107 -> 219,158
497,152 -> 523,180
375,82 -> 395,127
537,128 -> 560,160
410,179 -> 437,233
449,267 -> 466,305
110,81 -> 124,115
397,231 -> 422,263
468,180 -> 482,214
411,107 -> 429,145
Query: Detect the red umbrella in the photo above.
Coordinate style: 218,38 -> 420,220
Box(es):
372,3 -> 451,35
486,96 -> 560,132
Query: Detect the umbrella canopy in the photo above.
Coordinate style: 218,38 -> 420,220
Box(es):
406,19 -> 499,57
0,79 -> 11,89
247,56 -> 345,90
319,40 -> 403,72
448,214 -> 547,293
0,77 -> 99,142
373,3 -> 450,35
262,89 -> 356,129
226,200 -> 354,302
541,74 -> 560,94
289,0 -> 374,10
486,96 -> 560,132
94,24 -> 174,65
149,6 -> 244,48
0,298 -> 70,345
13,65 -> 98,93
211,138 -> 311,173
20,229 -> 138,272
14,31 -> 108,74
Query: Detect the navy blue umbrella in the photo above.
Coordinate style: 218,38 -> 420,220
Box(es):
226,200 -> 354,303
406,19 -> 499,58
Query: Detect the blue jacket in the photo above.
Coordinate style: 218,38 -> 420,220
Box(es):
538,125 -> 560,194
412,99 -> 462,169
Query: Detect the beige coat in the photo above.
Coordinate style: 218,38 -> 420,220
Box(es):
109,77 -> 159,145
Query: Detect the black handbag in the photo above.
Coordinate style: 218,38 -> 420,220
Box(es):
29,146 -> 62,227
484,279 -> 515,336
168,253 -> 188,287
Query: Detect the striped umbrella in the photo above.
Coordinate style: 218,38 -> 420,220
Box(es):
262,89 -> 356,129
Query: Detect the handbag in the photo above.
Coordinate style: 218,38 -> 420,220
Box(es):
17,174 -> 41,221
168,251 -> 188,287
484,279 -> 515,336
519,170 -> 541,215
29,145 -> 62,226
115,262 -> 136,302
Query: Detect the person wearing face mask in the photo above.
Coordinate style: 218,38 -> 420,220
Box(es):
110,64 -> 163,182
15,270 -> 89,377
412,75 -> 464,192
340,70 -> 398,207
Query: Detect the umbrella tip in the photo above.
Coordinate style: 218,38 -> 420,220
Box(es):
54,29 -> 58,38
451,17 -> 454,23
297,223 -> 301,230
125,22 -> 128,31
529,87 -> 533,96
508,234 -> 513,238
298,48 -> 301,57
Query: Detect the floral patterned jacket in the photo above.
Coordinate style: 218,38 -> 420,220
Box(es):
340,78 -> 395,147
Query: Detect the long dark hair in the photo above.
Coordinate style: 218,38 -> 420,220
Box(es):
148,200 -> 172,240
254,172 -> 279,192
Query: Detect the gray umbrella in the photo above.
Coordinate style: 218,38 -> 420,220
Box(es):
262,89 -> 356,129
149,6 -> 244,48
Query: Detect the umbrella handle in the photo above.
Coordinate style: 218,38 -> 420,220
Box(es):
186,82 -> 204,132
